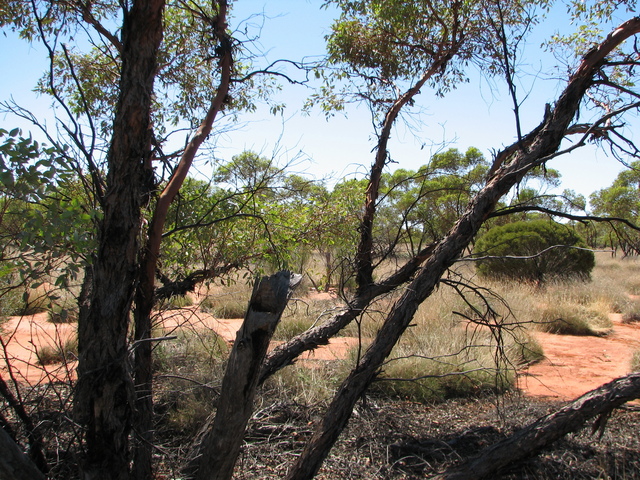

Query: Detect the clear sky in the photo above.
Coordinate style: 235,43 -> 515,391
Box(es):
0,1 -> 636,200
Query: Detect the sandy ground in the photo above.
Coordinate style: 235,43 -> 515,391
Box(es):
2,302 -> 639,401
0,312 -> 77,385
518,313 -> 640,400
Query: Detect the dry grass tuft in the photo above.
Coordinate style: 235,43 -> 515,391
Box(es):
199,283 -> 252,319
632,349 -> 640,372
274,296 -> 344,341
36,335 -> 78,365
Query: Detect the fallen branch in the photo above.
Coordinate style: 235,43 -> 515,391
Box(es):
431,372 -> 640,480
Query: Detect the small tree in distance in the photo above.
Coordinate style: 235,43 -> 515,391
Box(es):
474,220 -> 595,283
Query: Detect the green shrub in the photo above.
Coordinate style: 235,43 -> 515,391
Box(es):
474,220 -> 595,283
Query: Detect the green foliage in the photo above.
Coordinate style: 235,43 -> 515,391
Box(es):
474,220 -> 595,282
590,160 -> 640,254
313,0 -> 543,116
0,128 -> 93,327
378,147 -> 488,254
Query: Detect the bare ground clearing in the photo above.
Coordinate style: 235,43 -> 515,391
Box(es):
1,297 -> 639,398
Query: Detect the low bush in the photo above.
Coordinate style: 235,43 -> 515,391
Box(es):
36,336 -> 78,365
537,303 -> 611,336
474,220 -> 595,283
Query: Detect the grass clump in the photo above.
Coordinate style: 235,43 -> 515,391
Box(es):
363,287 -> 534,403
266,362 -> 341,405
620,298 -> 640,323
199,285 -> 252,319
22,285 -> 53,315
154,327 -> 228,437
0,286 -> 26,317
632,349 -> 640,372
158,294 -> 194,311
537,303 -> 611,336
273,296 -> 343,341
36,336 -> 78,365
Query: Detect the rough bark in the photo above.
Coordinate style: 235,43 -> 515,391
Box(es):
432,373 -> 640,480
74,0 -> 165,479
284,18 -> 640,480
131,3 -> 232,479
0,427 -> 46,480
185,271 -> 302,480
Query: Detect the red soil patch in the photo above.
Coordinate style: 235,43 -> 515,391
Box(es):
3,302 -> 639,403
1,312 -> 77,385
518,313 -> 640,400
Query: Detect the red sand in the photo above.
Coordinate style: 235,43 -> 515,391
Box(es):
2,306 -> 639,401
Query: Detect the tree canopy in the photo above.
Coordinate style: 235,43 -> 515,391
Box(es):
1,1 -> 640,480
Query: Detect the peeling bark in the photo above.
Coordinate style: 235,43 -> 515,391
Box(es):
74,1 -> 165,479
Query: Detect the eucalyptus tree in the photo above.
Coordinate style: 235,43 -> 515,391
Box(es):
269,1 -> 640,478
376,147 -> 490,255
590,160 -> 640,254
0,1 -> 300,479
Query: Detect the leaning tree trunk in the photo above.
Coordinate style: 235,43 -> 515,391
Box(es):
284,18 -> 640,480
0,426 -> 46,480
432,372 -> 640,480
74,1 -> 165,479
185,271 -> 302,480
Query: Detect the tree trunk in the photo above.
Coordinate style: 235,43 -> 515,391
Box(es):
74,1 -> 165,479
131,3 -> 232,478
0,427 -> 46,480
284,19 -> 640,480
432,373 -> 640,480
185,271 -> 301,480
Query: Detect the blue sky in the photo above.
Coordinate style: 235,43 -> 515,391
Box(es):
0,1 -> 636,199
